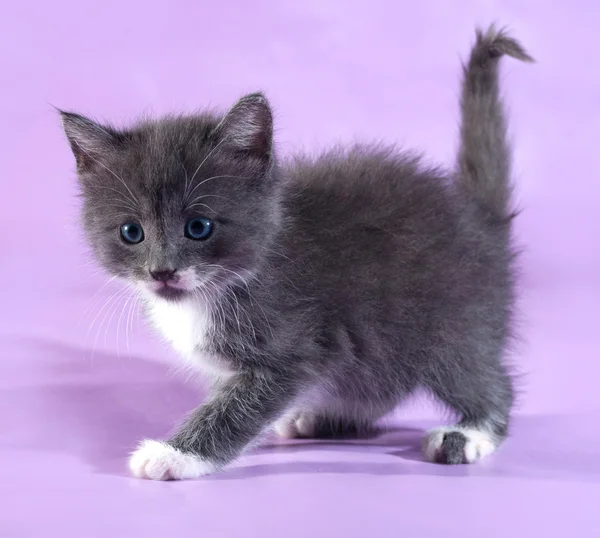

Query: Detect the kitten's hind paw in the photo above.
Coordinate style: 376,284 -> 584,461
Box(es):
274,412 -> 368,439
129,439 -> 217,480
423,426 -> 497,464
273,412 -> 317,439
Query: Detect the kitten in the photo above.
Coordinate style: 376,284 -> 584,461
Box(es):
61,26 -> 533,480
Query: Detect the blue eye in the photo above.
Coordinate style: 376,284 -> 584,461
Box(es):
185,217 -> 214,240
120,222 -> 144,244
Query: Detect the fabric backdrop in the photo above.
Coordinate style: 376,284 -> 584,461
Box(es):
1,1 -> 598,536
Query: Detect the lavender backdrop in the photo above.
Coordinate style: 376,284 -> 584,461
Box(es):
1,1 -> 599,537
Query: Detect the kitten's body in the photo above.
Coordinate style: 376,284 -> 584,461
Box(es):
148,145 -> 514,438
61,27 -> 532,479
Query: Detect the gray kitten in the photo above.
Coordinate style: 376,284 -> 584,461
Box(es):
61,26 -> 533,479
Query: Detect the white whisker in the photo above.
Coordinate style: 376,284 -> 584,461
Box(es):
259,245 -> 296,264
184,174 -> 248,210
89,286 -> 130,360
85,285 -> 127,336
188,193 -> 229,203
126,291 -> 141,351
186,137 -> 229,198
102,285 -> 132,350
180,158 -> 191,202
78,147 -> 140,209
202,263 -> 273,340
187,202 -> 216,213
116,291 -> 134,358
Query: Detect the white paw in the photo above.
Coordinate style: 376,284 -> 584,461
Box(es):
423,426 -> 497,464
128,439 -> 216,480
273,412 -> 317,438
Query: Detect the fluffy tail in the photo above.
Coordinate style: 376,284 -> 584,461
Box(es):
457,26 -> 533,219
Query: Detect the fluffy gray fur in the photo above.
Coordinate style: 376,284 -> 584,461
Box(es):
61,26 -> 533,476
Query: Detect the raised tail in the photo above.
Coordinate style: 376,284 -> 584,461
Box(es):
457,26 -> 533,220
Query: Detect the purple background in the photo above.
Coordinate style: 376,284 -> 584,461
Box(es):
1,1 -> 599,536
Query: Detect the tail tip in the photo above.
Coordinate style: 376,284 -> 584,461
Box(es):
473,24 -> 535,64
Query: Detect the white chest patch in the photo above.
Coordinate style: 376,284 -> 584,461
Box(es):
144,295 -> 233,378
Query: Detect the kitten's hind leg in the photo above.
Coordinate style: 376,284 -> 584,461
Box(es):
274,411 -> 373,439
422,358 -> 514,464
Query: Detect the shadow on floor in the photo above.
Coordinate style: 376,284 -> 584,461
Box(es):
3,337 -> 600,483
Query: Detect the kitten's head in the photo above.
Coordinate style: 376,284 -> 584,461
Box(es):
61,93 -> 280,302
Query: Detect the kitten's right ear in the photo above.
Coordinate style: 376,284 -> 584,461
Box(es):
59,111 -> 122,172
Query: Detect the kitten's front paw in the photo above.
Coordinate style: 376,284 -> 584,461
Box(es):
423,426 -> 497,464
129,440 -> 216,480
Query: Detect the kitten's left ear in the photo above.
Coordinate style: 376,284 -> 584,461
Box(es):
214,93 -> 273,160
60,111 -> 123,172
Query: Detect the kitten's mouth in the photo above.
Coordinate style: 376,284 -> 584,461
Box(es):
153,283 -> 190,301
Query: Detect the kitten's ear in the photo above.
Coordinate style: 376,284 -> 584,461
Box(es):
214,93 -> 273,160
60,111 -> 122,172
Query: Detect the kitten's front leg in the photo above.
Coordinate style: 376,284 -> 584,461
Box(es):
129,371 -> 297,480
